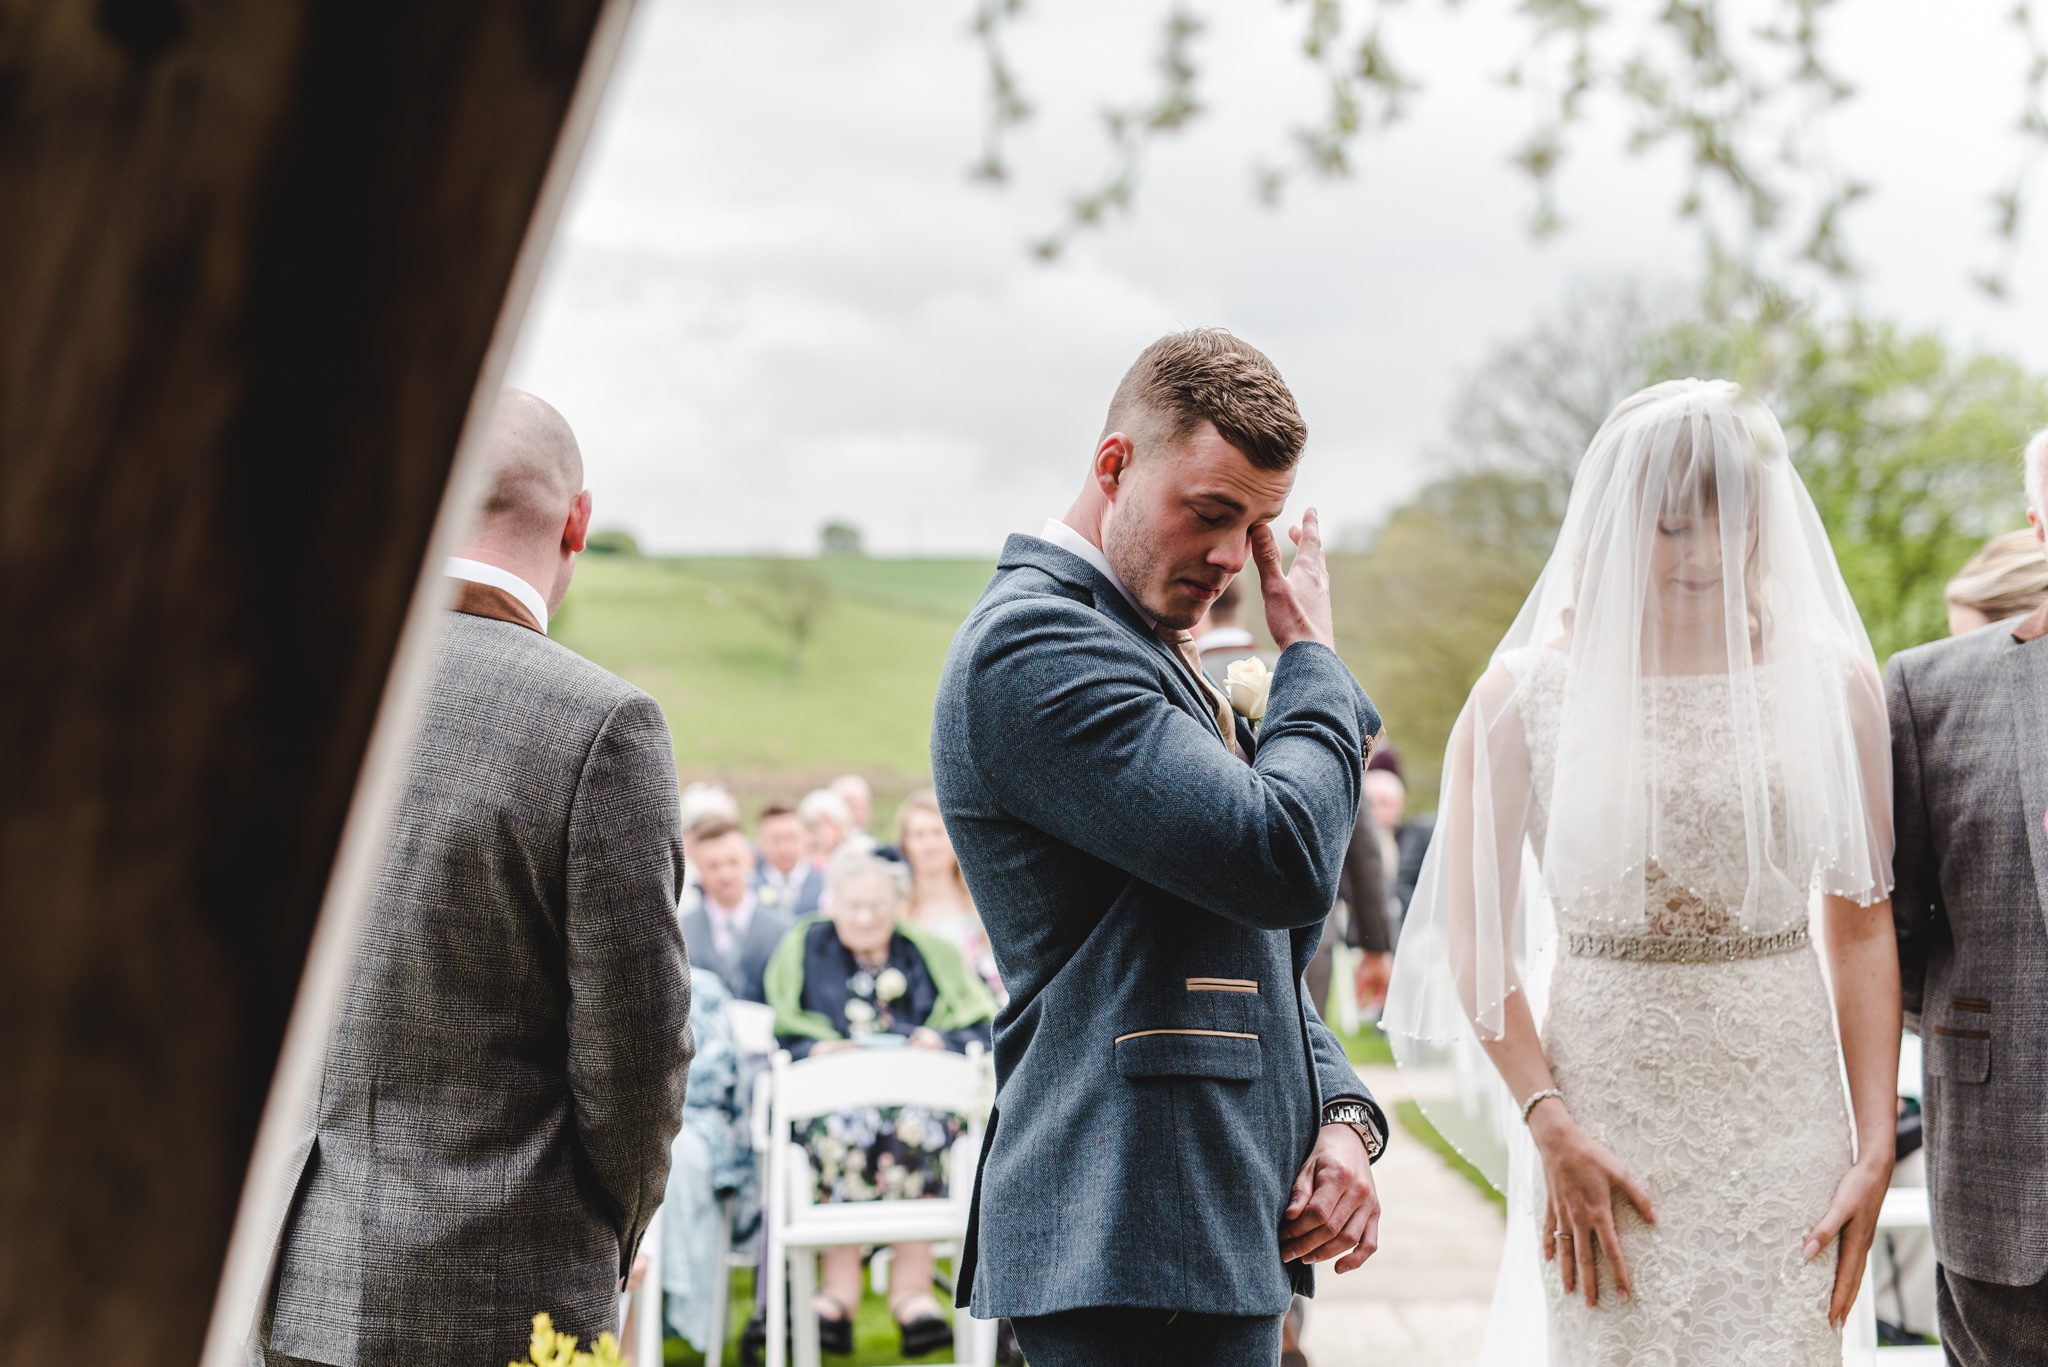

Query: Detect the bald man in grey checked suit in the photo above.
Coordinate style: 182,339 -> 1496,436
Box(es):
1888,432 -> 2048,1363
933,331 -> 1386,1367
253,392 -> 693,1367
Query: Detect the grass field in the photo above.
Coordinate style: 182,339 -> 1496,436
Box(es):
664,1267 -> 961,1367
551,554 -> 997,826
547,551 -> 1353,828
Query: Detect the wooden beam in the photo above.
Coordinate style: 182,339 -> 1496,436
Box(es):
0,3 -> 632,1360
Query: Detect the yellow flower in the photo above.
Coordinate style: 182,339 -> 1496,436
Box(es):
512,1313 -> 626,1367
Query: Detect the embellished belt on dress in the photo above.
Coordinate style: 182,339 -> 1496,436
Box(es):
1564,923 -> 1810,963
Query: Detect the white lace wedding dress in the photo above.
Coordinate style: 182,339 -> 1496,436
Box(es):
1514,646 -> 1853,1366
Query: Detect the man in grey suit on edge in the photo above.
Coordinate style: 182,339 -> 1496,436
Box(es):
931,330 -> 1387,1366
255,391 -> 694,1367
1889,427 -> 2048,1363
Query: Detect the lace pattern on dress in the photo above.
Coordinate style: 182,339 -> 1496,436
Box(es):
1508,646 -> 1853,1366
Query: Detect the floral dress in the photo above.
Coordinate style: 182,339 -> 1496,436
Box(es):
767,920 -> 996,1206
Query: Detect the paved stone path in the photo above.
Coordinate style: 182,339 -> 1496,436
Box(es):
1299,1064 -> 1504,1367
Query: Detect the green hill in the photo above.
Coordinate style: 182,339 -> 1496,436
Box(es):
550,552 -> 1391,830
550,555 -> 996,827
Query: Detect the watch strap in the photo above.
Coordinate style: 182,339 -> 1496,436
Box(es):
1322,1099 -> 1386,1163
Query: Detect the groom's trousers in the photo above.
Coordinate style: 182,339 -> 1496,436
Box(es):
1937,1264 -> 2048,1365
1009,1307 -> 1284,1366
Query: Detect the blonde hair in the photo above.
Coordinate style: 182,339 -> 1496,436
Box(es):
797,788 -> 853,833
1946,528 -> 2048,623
2025,428 -> 2048,520
894,789 -> 973,912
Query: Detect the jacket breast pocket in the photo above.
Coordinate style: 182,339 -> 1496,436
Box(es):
1114,1028 -> 1262,1081
1927,1025 -> 1991,1084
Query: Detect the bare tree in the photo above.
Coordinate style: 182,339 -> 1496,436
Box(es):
751,560 -> 835,674
1439,278 -> 1684,499
972,1 -> 2048,299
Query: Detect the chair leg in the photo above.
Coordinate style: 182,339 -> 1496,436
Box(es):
786,1246 -> 819,1367
634,1207 -> 663,1367
962,1308 -> 999,1367
765,1232 -> 788,1367
791,1249 -> 822,1367
707,1205 -> 732,1363
869,1245 -> 890,1297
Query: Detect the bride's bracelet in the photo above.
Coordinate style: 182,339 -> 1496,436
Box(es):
1519,1087 -> 1565,1124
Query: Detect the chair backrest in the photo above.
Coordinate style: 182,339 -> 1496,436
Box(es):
727,1000 -> 779,1058
769,1044 -> 988,1130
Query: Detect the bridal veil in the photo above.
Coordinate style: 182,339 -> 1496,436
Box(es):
1381,378 -> 1894,1362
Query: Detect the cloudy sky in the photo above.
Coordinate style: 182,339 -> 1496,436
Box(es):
508,0 -> 2048,556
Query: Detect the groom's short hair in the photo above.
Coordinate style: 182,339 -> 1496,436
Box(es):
1103,329 -> 1307,471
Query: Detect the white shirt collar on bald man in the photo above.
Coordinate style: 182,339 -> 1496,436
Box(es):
1039,517 -> 1155,629
446,557 -> 550,634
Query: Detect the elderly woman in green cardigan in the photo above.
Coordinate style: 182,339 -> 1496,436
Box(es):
765,849 -> 997,1358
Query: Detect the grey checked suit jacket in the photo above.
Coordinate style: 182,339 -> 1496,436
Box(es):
265,605 -> 694,1367
1889,603 -> 2048,1286
931,535 -> 1385,1320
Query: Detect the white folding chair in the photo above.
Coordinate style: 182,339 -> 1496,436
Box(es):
627,1204 -> 664,1367
637,1001 -> 782,1366
762,1045 -> 997,1367
728,1000 -> 780,1059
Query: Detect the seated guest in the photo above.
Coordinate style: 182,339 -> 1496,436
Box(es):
896,789 -> 1001,998
1944,527 -> 2048,634
678,782 -> 740,892
681,817 -> 793,1004
764,852 -> 997,1359
798,787 -> 860,865
831,773 -> 873,832
661,968 -> 757,1355
831,772 -> 901,860
753,800 -> 825,918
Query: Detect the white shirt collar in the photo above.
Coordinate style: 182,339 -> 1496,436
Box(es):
1197,626 -> 1254,651
1038,518 -> 1155,629
446,557 -> 550,634
707,889 -> 755,924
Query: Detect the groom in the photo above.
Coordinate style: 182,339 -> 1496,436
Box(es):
1888,428 -> 2048,1363
931,329 -> 1387,1366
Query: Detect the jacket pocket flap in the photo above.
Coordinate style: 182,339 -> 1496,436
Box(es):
1927,1026 -> 1991,1083
1115,1029 -> 1262,1081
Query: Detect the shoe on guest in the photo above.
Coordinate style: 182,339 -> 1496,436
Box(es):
892,1294 -> 954,1357
814,1293 -> 855,1356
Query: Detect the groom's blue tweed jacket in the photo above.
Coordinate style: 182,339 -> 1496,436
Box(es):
931,534 -> 1385,1320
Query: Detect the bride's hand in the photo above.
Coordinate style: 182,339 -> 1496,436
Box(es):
1804,1158 -> 1891,1330
1531,1105 -> 1657,1308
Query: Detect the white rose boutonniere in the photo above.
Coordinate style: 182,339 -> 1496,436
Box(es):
874,967 -> 909,1003
1224,657 -> 1272,731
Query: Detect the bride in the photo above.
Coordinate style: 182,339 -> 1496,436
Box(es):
1384,379 -> 1901,1364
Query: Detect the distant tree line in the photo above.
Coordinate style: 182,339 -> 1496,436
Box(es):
1331,280 -> 2048,808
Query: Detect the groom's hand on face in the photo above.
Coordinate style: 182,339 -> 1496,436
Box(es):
1280,1123 -> 1380,1274
1251,508 -> 1336,653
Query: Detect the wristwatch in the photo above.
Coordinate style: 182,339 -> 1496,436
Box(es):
1322,1099 -> 1386,1164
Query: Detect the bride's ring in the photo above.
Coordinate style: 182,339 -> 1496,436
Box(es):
1554,1230 -> 1573,1241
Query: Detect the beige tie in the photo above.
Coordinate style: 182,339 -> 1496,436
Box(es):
1159,626 -> 1241,757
